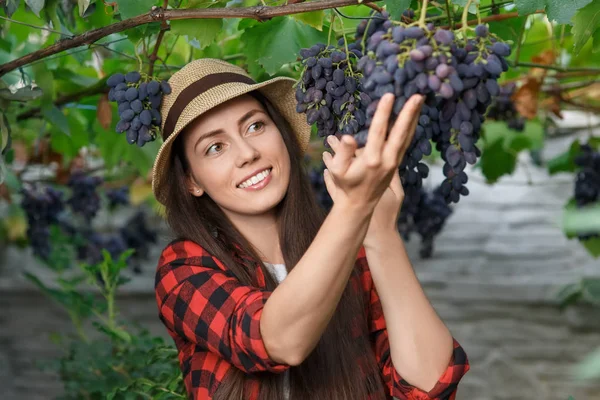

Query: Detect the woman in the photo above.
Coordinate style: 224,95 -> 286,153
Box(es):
152,58 -> 469,400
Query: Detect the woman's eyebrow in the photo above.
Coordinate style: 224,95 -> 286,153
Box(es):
194,109 -> 265,151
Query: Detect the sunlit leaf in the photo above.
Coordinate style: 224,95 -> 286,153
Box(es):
571,0 -> 600,55
24,0 -> 45,17
0,87 -> 43,102
514,0 -> 593,24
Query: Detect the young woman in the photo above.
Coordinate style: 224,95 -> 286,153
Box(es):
152,58 -> 469,400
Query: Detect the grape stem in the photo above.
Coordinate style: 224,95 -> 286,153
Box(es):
333,9 -> 353,74
444,0 -> 454,30
418,0 -> 429,27
461,0 -> 474,43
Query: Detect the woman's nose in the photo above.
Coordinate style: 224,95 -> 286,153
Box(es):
235,139 -> 260,168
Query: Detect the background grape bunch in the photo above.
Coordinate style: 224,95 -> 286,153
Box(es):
19,171 -> 157,271
486,82 -> 525,131
573,143 -> 600,240
106,71 -> 171,147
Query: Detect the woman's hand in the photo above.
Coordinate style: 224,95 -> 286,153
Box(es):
321,93 -> 423,216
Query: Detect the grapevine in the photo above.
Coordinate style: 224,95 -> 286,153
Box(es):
296,8 -> 512,206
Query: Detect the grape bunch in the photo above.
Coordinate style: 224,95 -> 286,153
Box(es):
355,14 -> 510,205
20,185 -> 65,260
486,82 -> 525,131
573,143 -> 600,240
295,42 -> 371,146
295,11 -> 511,205
67,171 -> 103,221
396,185 -> 453,259
106,186 -> 130,208
106,71 -> 171,147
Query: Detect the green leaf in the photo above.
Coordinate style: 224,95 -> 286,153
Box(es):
489,16 -> 527,44
571,0 -> 600,54
0,86 -> 43,102
573,346 -> 600,380
581,237 -> 600,258
515,0 -> 593,24
506,134 -> 532,153
115,0 -> 156,19
24,0 -> 45,16
0,111 -> 11,155
593,28 -> 600,52
453,0 -> 479,13
547,140 -> 581,175
563,203 -> 600,238
171,18 -> 223,50
77,0 -> 92,17
384,0 -> 411,20
479,136 -> 517,183
243,16 -> 328,76
556,282 -> 582,309
42,105 -> 71,137
291,10 -> 325,31
581,277 -> 600,305
2,0 -> 21,17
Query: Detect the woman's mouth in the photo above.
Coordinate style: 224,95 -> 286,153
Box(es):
237,168 -> 273,191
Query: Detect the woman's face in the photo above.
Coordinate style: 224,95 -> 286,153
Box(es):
182,94 -> 291,218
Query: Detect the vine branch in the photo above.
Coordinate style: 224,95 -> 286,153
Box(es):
0,0 -> 381,78
147,0 -> 170,77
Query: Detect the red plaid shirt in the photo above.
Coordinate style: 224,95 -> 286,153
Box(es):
155,239 -> 470,399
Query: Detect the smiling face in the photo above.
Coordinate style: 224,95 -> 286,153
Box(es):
181,93 -> 291,220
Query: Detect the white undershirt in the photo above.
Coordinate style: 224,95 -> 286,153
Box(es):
263,262 -> 290,399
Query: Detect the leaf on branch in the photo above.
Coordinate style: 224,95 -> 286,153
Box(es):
77,0 -> 92,17
115,0 -> 156,19
291,10 -> 325,31
515,0 -> 593,24
171,18 -> 223,50
24,0 -> 45,17
243,17 -> 328,76
512,77 -> 541,119
571,0 -> 600,55
0,111 -> 11,156
540,95 -> 563,119
0,86 -> 43,102
42,105 -> 71,137
479,136 -> 517,184
97,93 -> 113,130
2,0 -> 20,18
384,0 -> 411,20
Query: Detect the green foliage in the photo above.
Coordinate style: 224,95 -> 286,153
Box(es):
571,0 -> 600,54
28,246 -> 185,399
384,0 -> 411,20
514,0 -> 593,24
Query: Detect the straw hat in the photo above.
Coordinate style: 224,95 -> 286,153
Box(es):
151,58 -> 312,206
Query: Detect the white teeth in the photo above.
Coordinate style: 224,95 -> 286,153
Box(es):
238,168 -> 271,189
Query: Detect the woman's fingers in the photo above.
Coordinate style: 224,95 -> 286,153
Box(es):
364,93 -> 395,167
324,134 -> 357,175
383,94 -> 424,165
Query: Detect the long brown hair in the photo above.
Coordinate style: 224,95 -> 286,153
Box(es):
163,89 -> 387,400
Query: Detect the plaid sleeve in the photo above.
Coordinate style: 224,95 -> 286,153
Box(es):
358,247 -> 470,400
155,240 -> 290,374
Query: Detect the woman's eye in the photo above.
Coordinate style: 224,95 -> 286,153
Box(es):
248,121 -> 265,133
206,143 -> 223,155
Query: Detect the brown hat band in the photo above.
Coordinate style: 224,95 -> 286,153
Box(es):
162,72 -> 256,140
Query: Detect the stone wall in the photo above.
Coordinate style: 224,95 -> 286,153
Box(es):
1,127 -> 600,400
